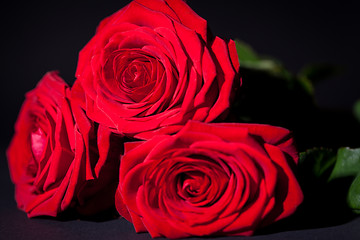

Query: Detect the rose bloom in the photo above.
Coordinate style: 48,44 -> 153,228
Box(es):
75,0 -> 240,139
7,72 -> 122,217
116,121 -> 303,238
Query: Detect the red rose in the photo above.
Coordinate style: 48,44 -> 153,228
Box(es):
75,0 -> 240,139
116,121 -> 303,238
7,72 -> 122,217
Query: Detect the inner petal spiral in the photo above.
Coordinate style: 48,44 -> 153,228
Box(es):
120,59 -> 151,89
103,50 -> 166,103
177,171 -> 209,199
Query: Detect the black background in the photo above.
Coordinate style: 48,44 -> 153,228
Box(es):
1,0 -> 360,239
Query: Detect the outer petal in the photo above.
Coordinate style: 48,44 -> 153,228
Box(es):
206,37 -> 238,122
262,144 -> 303,224
136,0 -> 208,41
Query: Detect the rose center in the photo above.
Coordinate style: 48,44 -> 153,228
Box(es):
102,49 -> 165,103
121,61 -> 149,89
183,179 -> 201,195
178,171 -> 208,198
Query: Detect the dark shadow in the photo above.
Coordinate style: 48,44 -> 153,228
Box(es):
226,67 -> 360,152
257,176 -> 357,235
33,206 -> 120,223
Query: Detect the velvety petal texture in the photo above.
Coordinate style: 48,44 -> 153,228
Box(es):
7,72 -> 123,217
116,121 -> 303,238
75,0 -> 240,138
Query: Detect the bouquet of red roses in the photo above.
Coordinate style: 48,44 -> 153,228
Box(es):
6,0 -> 360,239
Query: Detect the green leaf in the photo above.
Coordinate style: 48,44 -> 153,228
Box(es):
300,147 -> 360,214
297,75 -> 315,96
234,39 -> 260,63
298,64 -> 343,84
348,174 -> 360,213
299,148 -> 337,180
235,39 -> 291,78
329,147 -> 360,180
296,64 -> 342,97
354,99 -> 360,124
